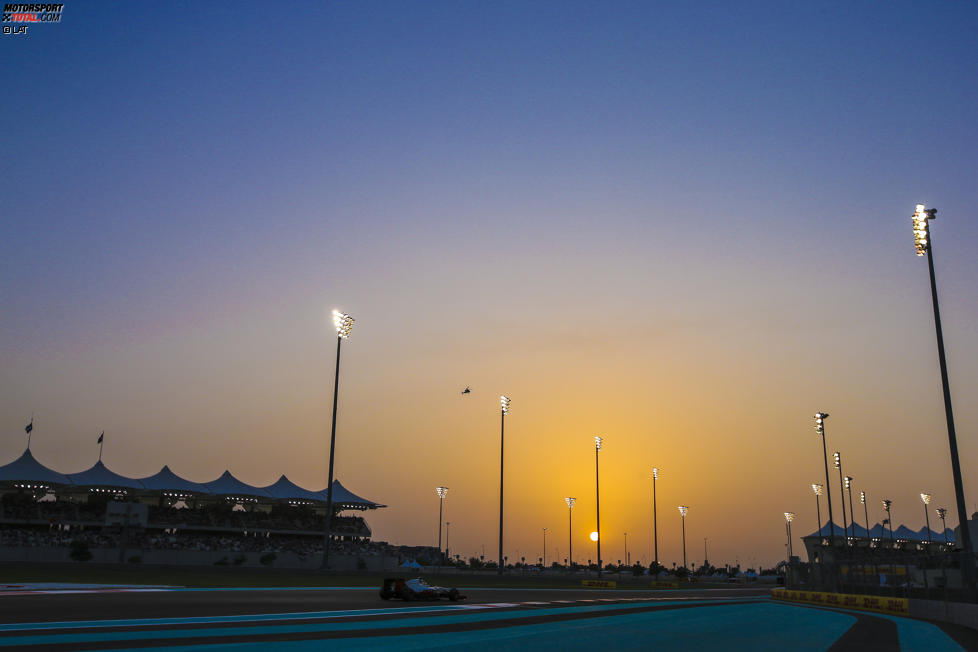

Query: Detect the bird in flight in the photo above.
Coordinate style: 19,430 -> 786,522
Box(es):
461,387 -> 471,395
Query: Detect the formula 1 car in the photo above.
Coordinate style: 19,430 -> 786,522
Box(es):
379,577 -> 466,601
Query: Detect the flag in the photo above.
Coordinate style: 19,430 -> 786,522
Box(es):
97,431 -> 104,444
25,421 -> 32,434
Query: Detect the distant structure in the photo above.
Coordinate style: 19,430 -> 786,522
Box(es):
0,448 -> 388,569
796,518 -> 966,595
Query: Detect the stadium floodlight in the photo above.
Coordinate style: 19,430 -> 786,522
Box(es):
882,499 -> 893,541
859,490 -> 869,538
844,476 -> 856,539
652,467 -> 659,564
594,436 -> 603,576
322,308 -> 355,570
784,512 -> 795,559
920,493 -> 933,543
436,487 -> 449,558
811,483 -> 823,537
833,452 -> 849,541
912,203 -> 934,257
678,506 -> 689,569
565,497 -> 576,566
937,508 -> 949,544
812,413 -> 836,541
497,396 -> 511,574
909,203 -> 975,597
332,309 -> 354,339
814,412 -> 828,435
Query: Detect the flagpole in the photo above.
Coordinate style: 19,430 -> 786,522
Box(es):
98,432 -> 104,462
26,415 -> 33,451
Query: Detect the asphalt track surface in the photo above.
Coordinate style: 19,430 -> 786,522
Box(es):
1,586 -> 975,651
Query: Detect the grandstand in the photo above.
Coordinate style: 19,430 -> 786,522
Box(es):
0,448 -> 417,570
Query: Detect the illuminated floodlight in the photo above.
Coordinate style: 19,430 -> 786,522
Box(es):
912,203 -> 936,256
812,483 -> 823,497
937,507 -> 947,519
565,496 -> 576,509
332,309 -> 355,338
814,412 -> 828,436
652,467 -> 659,480
882,499 -> 892,511
594,436 -> 603,451
860,490 -> 866,504
590,531 -> 599,542
833,451 -> 841,469
784,512 -> 795,523
436,486 -> 449,499
920,493 -> 932,505
678,505 -> 688,517
500,395 -> 511,414
844,476 -> 852,490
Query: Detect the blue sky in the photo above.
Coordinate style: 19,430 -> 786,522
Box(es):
2,1 -> 977,566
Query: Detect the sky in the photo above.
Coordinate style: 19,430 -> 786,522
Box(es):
1,1 -> 977,569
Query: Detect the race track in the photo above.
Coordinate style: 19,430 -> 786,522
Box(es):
1,585 -> 974,650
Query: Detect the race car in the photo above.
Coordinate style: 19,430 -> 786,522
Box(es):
379,577 -> 466,601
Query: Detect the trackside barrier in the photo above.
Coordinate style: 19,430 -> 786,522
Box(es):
582,580 -> 616,588
651,581 -> 679,588
772,588 -> 909,617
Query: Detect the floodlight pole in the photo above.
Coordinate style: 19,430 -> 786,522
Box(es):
652,468 -> 659,565
938,509 -> 948,544
681,519 -> 686,570
498,408 -> 504,574
834,453 -> 848,542
883,501 -> 893,541
845,478 -> 855,538
679,507 -> 688,569
498,397 -> 509,575
436,487 -> 448,561
595,437 -> 602,578
815,414 -> 836,542
322,310 -> 353,571
543,528 -> 547,567
321,334 -> 342,570
785,515 -> 794,558
565,497 -> 575,568
813,487 -> 822,537
862,491 -> 870,539
922,497 -> 932,544
915,206 -> 976,600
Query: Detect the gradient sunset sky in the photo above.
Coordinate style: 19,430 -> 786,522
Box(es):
2,1 -> 977,568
